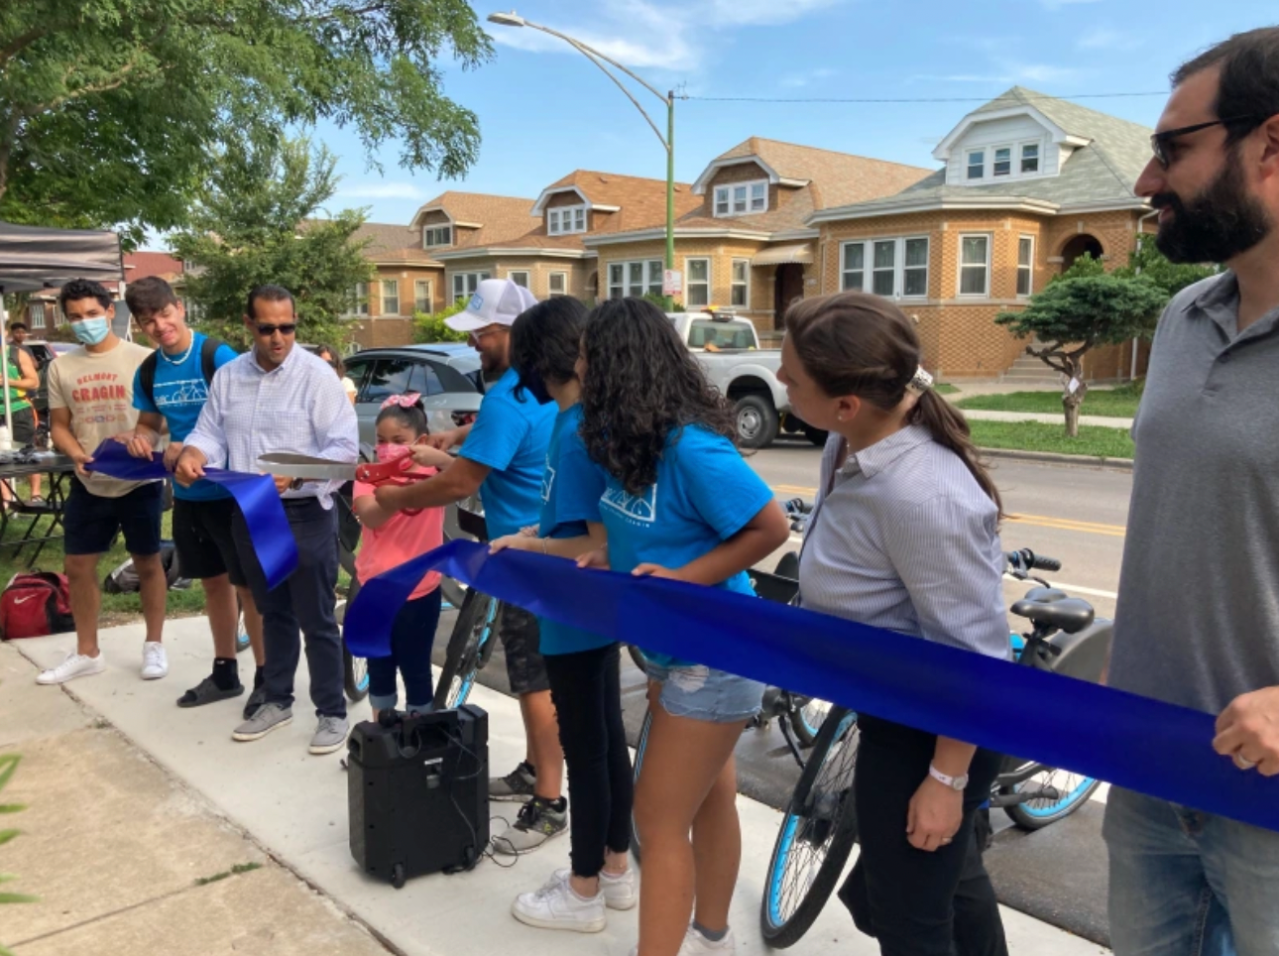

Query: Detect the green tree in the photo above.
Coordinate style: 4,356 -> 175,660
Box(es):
413,300 -> 469,343
996,273 -> 1169,436
0,1 -> 491,246
0,753 -> 35,956
1115,239 -> 1219,298
170,138 -> 374,350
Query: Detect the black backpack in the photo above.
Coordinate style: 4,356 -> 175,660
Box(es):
137,336 -> 226,407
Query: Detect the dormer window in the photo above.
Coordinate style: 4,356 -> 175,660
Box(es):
993,147 -> 1012,177
1021,143 -> 1040,173
966,150 -> 985,180
713,180 -> 768,217
423,225 -> 452,247
548,205 -> 587,236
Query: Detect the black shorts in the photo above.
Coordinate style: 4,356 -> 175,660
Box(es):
63,480 -> 163,557
172,496 -> 247,584
498,604 -> 550,695
2,406 -> 35,446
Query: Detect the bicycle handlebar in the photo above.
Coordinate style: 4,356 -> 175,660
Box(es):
1006,548 -> 1062,573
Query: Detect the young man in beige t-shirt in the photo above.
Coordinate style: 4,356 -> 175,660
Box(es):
36,279 -> 168,686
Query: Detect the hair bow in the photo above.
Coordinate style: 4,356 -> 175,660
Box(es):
380,392 -> 423,410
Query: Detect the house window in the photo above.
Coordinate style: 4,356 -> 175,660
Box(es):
840,238 -> 929,298
959,235 -> 991,296
872,240 -> 896,296
348,282 -> 370,316
841,243 -> 865,291
548,272 -> 568,297
713,180 -> 769,217
414,280 -> 432,313
607,261 -> 663,299
381,279 -> 400,316
509,271 -> 530,288
548,205 -> 587,236
730,259 -> 750,307
686,258 -> 711,307
1021,143 -> 1040,174
28,303 -> 45,330
993,147 -> 1012,177
423,225 -> 452,247
451,271 -> 491,304
1017,236 -> 1035,297
966,150 -> 985,180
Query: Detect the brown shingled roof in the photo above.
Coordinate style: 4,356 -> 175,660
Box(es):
412,191 -> 536,247
350,222 -> 441,264
538,170 -> 701,237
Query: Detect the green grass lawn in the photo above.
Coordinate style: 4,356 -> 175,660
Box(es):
956,382 -> 1142,418
0,479 -> 208,627
934,383 -> 959,396
969,420 -> 1134,459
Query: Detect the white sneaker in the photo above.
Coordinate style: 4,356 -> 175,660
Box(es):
679,926 -> 736,956
512,870 -> 606,933
141,642 -> 168,680
36,651 -> 106,685
548,866 -> 636,910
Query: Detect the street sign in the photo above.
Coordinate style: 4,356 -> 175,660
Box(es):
663,269 -> 682,296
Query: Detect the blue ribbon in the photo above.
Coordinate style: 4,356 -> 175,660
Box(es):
346,539 -> 1279,833
87,441 -> 298,589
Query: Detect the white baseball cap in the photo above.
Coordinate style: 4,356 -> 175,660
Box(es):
445,278 -> 539,333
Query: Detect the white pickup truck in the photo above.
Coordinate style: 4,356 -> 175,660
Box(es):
666,311 -> 826,449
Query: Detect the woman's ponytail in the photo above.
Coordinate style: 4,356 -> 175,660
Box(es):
909,389 -> 1003,517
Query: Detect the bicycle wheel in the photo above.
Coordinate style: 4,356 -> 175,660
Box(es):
787,697 -> 832,749
234,594 -> 251,654
433,588 -> 500,710
761,707 -> 860,949
338,578 -> 370,702
629,705 -> 654,865
1002,766 -> 1102,830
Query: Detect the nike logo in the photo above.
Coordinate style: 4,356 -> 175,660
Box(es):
12,595 -> 36,604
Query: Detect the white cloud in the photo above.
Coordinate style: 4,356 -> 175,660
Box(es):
993,61 -> 1083,84
780,67 -> 838,89
1077,27 -> 1142,51
488,0 -> 847,73
336,182 -> 426,200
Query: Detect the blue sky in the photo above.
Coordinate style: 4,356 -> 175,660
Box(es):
320,1 -> 1275,225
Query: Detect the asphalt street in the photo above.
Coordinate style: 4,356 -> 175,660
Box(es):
434,436 -> 1132,945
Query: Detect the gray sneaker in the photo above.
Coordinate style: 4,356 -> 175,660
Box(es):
242,684 -> 268,721
490,760 -> 537,801
310,715 -> 349,755
232,702 -> 292,742
492,796 -> 567,855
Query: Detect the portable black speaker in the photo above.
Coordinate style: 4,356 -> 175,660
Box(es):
348,704 -> 489,888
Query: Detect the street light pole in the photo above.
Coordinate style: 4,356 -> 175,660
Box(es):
488,11 -> 677,310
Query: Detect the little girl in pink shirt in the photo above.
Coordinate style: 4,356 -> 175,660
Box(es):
352,394 -> 452,718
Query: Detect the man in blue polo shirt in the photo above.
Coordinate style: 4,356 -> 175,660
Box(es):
375,278 -> 565,852
119,277 -> 266,713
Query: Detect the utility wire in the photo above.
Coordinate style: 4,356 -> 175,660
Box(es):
683,91 -> 1167,104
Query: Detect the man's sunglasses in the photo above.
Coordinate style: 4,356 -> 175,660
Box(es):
1150,115 -> 1263,169
254,323 -> 297,336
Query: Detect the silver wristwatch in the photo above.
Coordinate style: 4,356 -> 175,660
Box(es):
928,764 -> 969,791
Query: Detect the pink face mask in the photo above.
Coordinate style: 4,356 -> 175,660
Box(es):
374,443 -> 413,463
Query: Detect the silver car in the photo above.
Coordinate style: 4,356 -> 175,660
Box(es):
341,343 -> 484,458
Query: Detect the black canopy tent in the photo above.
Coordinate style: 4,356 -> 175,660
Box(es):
0,221 -> 124,445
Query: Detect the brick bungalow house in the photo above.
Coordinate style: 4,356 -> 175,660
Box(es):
345,221 -> 448,349
807,87 -> 1157,381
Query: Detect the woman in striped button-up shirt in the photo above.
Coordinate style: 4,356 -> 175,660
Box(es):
778,291 -> 1010,956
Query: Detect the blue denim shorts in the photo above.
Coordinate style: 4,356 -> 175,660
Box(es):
644,661 -> 765,724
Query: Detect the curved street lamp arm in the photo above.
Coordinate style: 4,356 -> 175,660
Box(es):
561,36 -> 668,150
519,18 -> 668,103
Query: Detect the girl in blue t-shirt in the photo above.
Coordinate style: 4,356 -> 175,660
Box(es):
576,298 -> 789,956
489,297 -> 636,934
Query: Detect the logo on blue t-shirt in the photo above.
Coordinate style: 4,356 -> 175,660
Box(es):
601,484 -> 658,525
541,460 -> 556,503
153,377 -> 210,408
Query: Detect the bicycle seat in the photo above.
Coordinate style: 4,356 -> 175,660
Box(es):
1021,587 -> 1069,604
1011,596 -> 1095,634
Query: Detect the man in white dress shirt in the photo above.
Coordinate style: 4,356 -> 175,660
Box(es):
176,285 -> 359,755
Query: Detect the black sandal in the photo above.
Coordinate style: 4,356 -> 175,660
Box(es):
176,676 -> 245,708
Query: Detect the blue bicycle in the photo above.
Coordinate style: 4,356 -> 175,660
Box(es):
759,549 -> 1112,948
432,501 -> 503,710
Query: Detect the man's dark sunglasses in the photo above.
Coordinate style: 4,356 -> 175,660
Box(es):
1150,115 -> 1264,169
254,323 -> 297,336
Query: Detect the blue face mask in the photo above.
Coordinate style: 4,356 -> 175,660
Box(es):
71,317 -> 111,346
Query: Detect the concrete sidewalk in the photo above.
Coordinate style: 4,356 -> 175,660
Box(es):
6,621 -> 1109,956
961,409 -> 1133,430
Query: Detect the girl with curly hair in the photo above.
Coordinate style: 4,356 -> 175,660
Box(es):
577,297 -> 789,956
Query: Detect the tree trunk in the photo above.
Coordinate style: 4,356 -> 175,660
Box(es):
1061,358 -> 1087,438
1063,396 -> 1082,438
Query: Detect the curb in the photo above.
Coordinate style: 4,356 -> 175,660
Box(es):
978,446 -> 1134,472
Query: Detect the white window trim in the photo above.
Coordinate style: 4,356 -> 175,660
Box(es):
423,225 -> 452,247
1017,236 -> 1035,298
966,149 -> 985,180
730,258 -> 751,308
380,279 -> 401,316
508,270 -> 531,289
548,271 -> 569,296
685,256 -> 712,306
348,282 -> 370,317
712,180 -> 769,218
548,204 -> 588,236
1019,141 -> 1041,175
992,145 -> 1013,178
414,279 -> 432,313
838,237 -> 930,299
606,260 -> 664,299
965,139 -> 1045,185
450,271 -> 492,304
28,303 -> 46,330
957,234 -> 993,298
